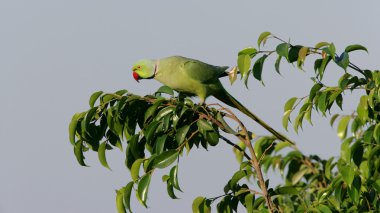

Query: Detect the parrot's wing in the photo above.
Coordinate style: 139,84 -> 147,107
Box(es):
182,58 -> 228,83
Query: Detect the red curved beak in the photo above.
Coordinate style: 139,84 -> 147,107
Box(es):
132,71 -> 140,82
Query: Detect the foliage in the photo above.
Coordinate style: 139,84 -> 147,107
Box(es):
69,32 -> 380,212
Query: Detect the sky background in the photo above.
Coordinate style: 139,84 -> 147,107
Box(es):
1,1 -> 379,212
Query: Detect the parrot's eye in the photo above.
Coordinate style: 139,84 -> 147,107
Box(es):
137,65 -> 141,69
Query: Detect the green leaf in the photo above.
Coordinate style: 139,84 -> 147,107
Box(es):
69,112 -> 85,145
137,174 -> 151,207
144,98 -> 165,122
315,42 -> 330,49
292,166 -> 308,184
176,125 -> 190,145
336,52 -> 350,70
154,106 -> 175,121
89,91 -> 103,108
123,182 -> 134,213
276,43 -> 289,59
350,141 -> 363,167
275,186 -> 299,195
274,55 -> 282,74
317,91 -> 328,114
288,45 -> 302,63
373,123 -> 380,142
229,170 -> 251,189
144,120 -> 161,143
282,110 -> 292,131
293,111 -> 305,133
74,140 -> 87,166
238,47 -> 257,57
368,145 -> 380,174
348,175 -> 361,205
284,97 -> 298,112
192,196 -> 206,213
116,188 -> 127,213
339,164 -> 355,186
274,141 -> 292,152
305,106 -> 312,125
166,180 -> 178,199
328,43 -> 336,60
115,89 -> 128,96
154,135 -> 167,155
309,83 -> 323,102
345,44 -> 368,53
257,31 -> 271,48
156,86 -> 174,96
357,95 -> 368,122
297,47 -> 309,69
318,56 -> 332,79
153,150 -> 179,169
237,54 -> 251,77
337,116 -> 351,139
245,193 -> 254,213
131,158 -> 144,182
252,54 -> 268,82
98,141 -> 111,170
330,114 -> 340,127
170,165 -> 182,191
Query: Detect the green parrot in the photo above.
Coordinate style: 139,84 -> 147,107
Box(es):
132,56 -> 291,143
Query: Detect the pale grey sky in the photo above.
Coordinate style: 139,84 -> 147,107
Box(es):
1,1 -> 379,212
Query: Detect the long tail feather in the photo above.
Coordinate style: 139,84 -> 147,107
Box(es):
214,90 -> 293,144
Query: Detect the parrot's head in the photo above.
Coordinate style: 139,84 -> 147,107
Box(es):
132,59 -> 156,82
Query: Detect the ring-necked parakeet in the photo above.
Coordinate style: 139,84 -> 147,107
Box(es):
132,56 -> 291,143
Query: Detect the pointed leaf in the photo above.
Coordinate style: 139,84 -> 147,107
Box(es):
252,55 -> 268,82
330,114 -> 340,127
315,42 -> 330,49
276,43 -> 289,59
309,83 -> 323,102
275,55 -> 282,74
131,158 -> 144,182
257,32 -> 271,48
345,44 -> 368,53
154,135 -> 167,155
74,140 -> 87,166
69,113 -> 85,145
238,47 -> 257,57
98,141 -> 111,170
176,125 -> 190,145
137,174 -> 151,207
156,86 -> 174,96
123,182 -> 134,213
170,165 -> 182,191
245,193 -> 254,213
89,91 -> 103,108
282,110 -> 292,131
339,165 -> 354,186
237,54 -> 251,77
275,186 -> 299,195
192,196 -> 206,213
337,116 -> 351,139
284,97 -> 298,112
297,47 -> 309,69
153,150 -> 179,169
373,123 -> 380,142
116,188 -> 127,213
166,180 -> 178,199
